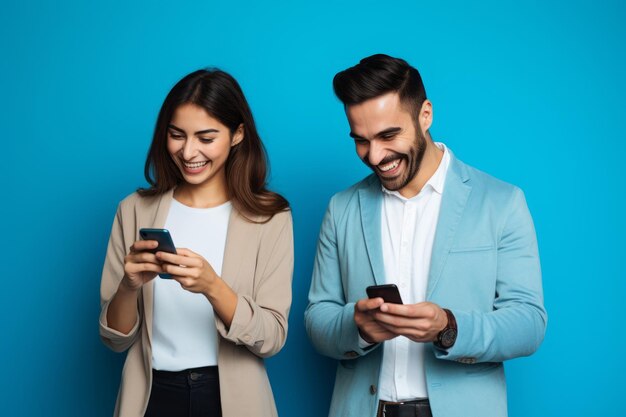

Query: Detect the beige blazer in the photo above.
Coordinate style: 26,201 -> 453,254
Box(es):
99,190 -> 293,417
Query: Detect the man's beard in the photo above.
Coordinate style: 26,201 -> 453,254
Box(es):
364,128 -> 427,191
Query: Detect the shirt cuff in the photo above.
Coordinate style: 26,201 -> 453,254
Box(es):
358,332 -> 376,349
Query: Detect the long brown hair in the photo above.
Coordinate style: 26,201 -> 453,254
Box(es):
138,69 -> 289,221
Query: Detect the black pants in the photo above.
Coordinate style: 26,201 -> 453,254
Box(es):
144,366 -> 222,417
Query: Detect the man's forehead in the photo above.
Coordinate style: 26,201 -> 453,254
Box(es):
346,92 -> 401,115
346,93 -> 409,133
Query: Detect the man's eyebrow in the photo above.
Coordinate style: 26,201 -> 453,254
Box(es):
375,127 -> 402,138
168,124 -> 220,135
349,127 -> 402,140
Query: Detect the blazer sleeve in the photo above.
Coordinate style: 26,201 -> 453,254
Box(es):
99,203 -> 141,353
215,211 -> 294,358
436,188 -> 547,362
304,197 -> 377,360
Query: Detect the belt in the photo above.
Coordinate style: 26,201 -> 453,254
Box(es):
152,366 -> 218,383
377,399 -> 432,417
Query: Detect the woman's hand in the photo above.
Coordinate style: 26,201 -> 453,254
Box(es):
122,240 -> 163,291
156,248 -> 219,294
157,248 -> 238,327
107,239 -> 163,335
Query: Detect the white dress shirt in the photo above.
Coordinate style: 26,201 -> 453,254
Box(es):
151,199 -> 231,371
378,142 -> 450,401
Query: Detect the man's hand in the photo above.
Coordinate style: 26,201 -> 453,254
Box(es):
354,297 -> 397,343
373,302 -> 449,343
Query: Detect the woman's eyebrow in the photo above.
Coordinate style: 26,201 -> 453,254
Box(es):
168,124 -> 220,135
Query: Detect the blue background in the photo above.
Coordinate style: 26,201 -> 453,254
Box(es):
2,1 -> 624,416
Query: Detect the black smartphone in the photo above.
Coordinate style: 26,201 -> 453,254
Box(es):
366,284 -> 403,304
139,228 -> 177,278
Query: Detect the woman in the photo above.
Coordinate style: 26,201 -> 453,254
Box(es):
99,69 -> 293,417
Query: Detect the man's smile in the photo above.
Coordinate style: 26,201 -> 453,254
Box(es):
378,158 -> 400,173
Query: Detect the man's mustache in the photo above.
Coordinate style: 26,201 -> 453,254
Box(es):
362,152 -> 406,168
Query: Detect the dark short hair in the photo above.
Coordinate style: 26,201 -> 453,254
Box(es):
333,54 -> 427,122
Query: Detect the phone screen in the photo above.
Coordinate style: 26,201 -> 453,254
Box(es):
139,228 -> 177,254
139,228 -> 177,278
366,284 -> 403,304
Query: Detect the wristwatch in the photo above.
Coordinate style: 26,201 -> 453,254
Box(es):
434,308 -> 457,349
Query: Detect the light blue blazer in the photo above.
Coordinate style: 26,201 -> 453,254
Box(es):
304,151 -> 547,417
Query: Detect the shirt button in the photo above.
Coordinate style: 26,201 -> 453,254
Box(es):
369,385 -> 377,395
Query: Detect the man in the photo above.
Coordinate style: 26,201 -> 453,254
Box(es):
304,54 -> 546,417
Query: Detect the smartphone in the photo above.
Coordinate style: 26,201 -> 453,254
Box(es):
139,228 -> 177,278
366,284 -> 403,304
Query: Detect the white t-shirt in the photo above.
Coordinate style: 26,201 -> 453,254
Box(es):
151,199 -> 231,371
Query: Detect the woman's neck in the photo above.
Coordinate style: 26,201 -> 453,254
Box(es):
173,182 -> 230,209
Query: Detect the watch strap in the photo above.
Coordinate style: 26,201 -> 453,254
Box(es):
434,308 -> 457,349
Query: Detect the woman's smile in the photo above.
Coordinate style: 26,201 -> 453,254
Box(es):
181,160 -> 210,174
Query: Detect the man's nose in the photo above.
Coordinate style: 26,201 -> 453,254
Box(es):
367,140 -> 385,166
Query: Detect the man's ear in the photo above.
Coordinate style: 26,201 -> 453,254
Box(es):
231,124 -> 244,147
418,100 -> 433,132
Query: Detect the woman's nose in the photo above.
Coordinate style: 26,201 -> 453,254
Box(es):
182,139 -> 198,160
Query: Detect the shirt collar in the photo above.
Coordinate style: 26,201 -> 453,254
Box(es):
381,142 -> 450,200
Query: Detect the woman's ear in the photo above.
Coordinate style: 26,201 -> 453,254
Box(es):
231,124 -> 244,147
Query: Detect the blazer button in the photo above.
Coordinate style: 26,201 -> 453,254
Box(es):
344,351 -> 359,358
369,385 -> 377,395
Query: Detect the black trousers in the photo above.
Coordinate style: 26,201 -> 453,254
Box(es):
144,366 -> 222,417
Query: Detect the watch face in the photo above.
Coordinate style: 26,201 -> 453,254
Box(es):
440,329 -> 457,348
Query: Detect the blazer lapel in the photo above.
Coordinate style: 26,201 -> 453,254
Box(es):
359,176 -> 385,284
427,155 -> 472,298
219,208 -> 248,291
143,189 -> 174,348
